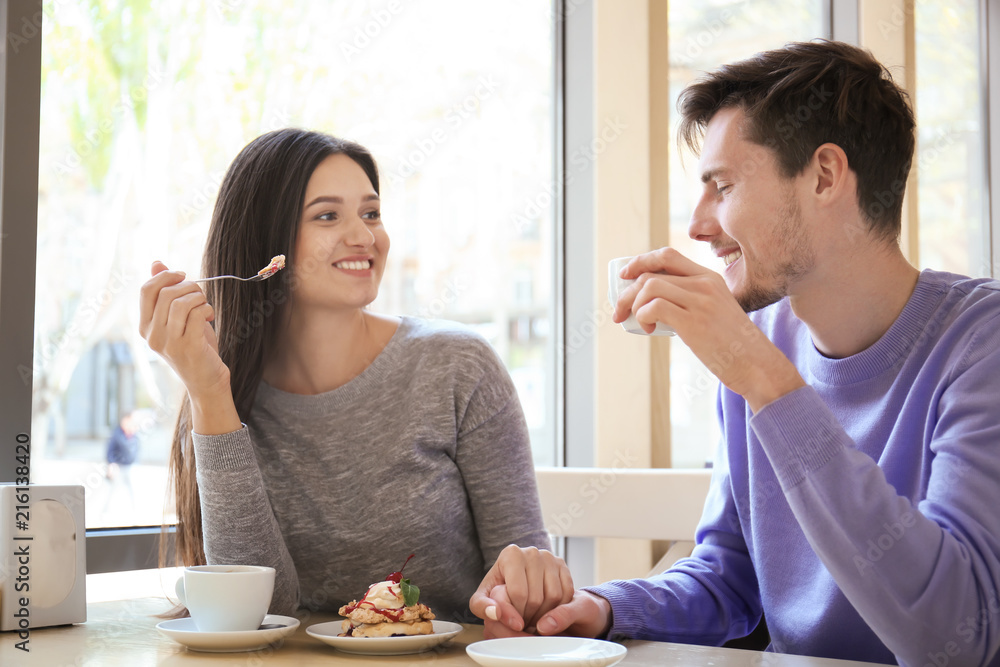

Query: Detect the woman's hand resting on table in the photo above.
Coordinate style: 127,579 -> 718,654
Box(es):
470,545 -> 614,639
139,261 -> 230,401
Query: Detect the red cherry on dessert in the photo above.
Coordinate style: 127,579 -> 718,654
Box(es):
386,553 -> 415,584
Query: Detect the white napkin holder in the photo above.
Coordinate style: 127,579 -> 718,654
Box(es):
0,484 -> 87,631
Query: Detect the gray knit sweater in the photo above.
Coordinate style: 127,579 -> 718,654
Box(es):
190,316 -> 550,622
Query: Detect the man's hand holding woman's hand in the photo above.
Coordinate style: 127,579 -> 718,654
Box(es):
470,545 -> 614,640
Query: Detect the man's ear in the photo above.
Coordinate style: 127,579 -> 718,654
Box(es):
811,143 -> 851,204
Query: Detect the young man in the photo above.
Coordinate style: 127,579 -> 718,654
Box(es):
471,40 -> 1000,665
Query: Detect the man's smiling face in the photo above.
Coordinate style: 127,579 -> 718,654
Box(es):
688,106 -> 816,313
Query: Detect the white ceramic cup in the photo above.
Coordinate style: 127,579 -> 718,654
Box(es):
174,565 -> 275,632
608,256 -> 676,336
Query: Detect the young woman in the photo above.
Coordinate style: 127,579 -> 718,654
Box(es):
139,129 -> 549,622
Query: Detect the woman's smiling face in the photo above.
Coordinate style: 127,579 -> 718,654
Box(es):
291,153 -> 389,312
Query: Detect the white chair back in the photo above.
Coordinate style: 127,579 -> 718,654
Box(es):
534,466 -> 712,575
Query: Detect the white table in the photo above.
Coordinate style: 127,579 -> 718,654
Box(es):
0,569 -> 889,667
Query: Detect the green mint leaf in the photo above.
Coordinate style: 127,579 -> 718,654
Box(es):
400,578 -> 420,607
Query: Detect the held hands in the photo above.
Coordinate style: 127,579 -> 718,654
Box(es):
138,261 -> 230,401
613,248 -> 804,412
470,546 -> 612,640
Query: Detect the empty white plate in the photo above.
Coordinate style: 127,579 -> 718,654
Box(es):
156,614 -> 299,652
466,636 -> 627,667
306,619 -> 463,655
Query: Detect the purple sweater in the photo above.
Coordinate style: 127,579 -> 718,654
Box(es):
588,270 -> 1000,666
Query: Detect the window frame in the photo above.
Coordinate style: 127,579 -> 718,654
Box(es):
1,0 -> 41,490
827,0 -> 860,43
985,0 -> 1000,277
561,0 -> 597,585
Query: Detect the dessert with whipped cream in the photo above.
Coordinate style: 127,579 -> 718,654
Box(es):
338,554 -> 435,638
257,254 -> 286,278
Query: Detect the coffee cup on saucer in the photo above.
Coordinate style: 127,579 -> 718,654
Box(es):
174,565 -> 275,633
608,257 -> 676,336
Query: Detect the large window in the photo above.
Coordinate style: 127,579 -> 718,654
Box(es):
913,0 -> 986,275
32,0 -> 558,531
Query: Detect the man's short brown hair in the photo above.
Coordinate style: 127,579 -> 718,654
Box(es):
677,39 -> 916,243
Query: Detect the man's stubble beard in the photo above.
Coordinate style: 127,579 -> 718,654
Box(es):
735,194 -> 814,313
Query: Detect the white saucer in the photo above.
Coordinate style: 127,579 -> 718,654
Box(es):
466,637 -> 627,667
157,614 -> 299,652
306,619 -> 463,655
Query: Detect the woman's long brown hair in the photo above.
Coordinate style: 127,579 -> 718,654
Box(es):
159,129 -> 380,575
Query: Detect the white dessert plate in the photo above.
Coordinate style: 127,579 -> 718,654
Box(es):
306,619 -> 463,655
466,637 -> 627,667
156,614 -> 299,652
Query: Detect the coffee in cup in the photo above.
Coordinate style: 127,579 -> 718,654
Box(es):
174,564 -> 275,632
608,256 -> 676,336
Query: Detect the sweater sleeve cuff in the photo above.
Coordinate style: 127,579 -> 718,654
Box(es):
749,385 -> 846,490
581,583 -> 633,642
191,424 -> 257,471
